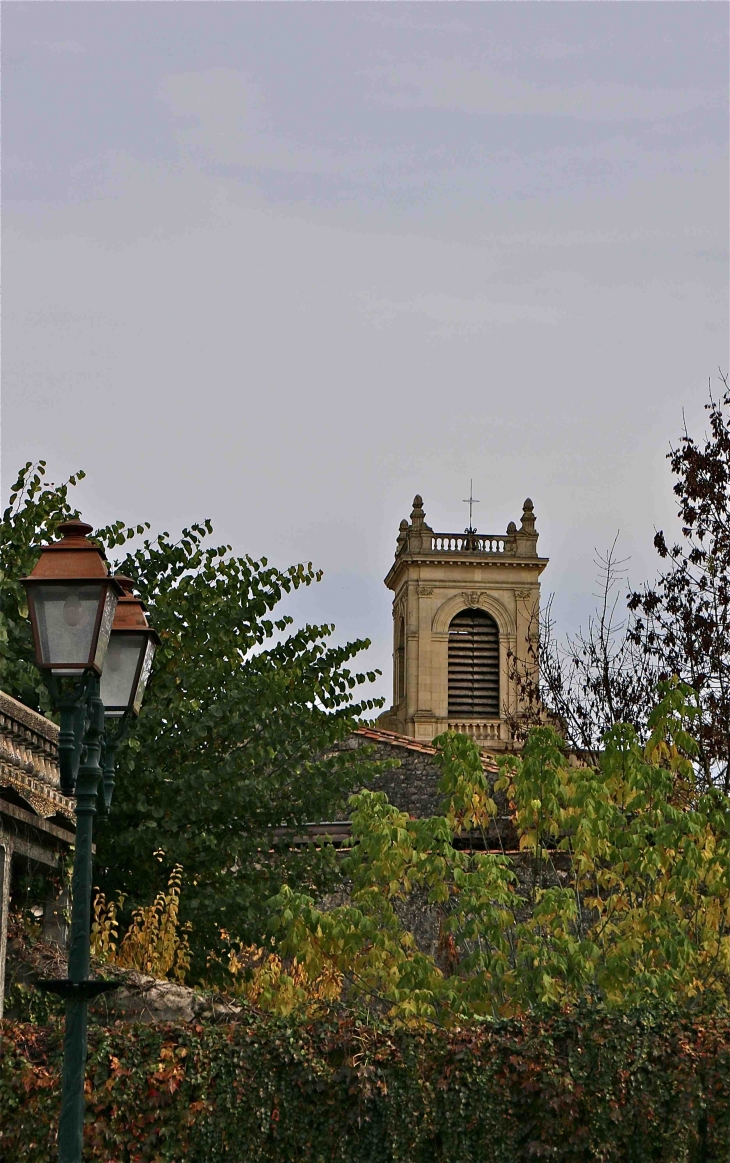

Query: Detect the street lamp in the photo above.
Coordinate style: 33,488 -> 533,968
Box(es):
22,520 -> 157,1163
100,577 -> 159,717
23,519 -> 121,676
99,577 -> 159,811
23,520 -> 124,794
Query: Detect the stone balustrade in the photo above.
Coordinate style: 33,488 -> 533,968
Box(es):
1,690 -> 77,1017
431,532 -> 508,555
393,496 -> 541,562
0,690 -> 73,821
447,719 -> 505,743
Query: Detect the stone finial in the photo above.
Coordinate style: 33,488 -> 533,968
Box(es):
410,494 -> 426,529
406,494 -> 432,553
520,498 -> 536,536
396,519 -> 409,554
513,498 -> 538,557
506,521 -> 517,534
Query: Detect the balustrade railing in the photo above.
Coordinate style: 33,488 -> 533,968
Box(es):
447,719 -> 504,742
431,533 -> 507,554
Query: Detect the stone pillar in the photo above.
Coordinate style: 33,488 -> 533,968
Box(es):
0,840 -> 13,1020
405,580 -> 419,726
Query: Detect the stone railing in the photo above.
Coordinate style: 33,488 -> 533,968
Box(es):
392,496 -> 541,563
0,690 -> 73,820
447,719 -> 505,743
431,533 -> 508,555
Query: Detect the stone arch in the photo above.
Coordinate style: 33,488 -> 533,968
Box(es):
431,592 -> 515,637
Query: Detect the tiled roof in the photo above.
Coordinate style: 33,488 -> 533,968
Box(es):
354,726 -> 439,755
353,725 -> 499,772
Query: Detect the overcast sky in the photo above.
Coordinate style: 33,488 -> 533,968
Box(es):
3,2 -> 728,707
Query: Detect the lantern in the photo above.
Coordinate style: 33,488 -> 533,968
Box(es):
21,520 -> 123,675
100,577 -> 160,716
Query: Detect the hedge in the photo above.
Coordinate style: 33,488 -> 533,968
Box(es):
1,1004 -> 729,1162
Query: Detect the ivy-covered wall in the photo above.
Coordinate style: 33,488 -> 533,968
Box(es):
2,1005 -> 729,1162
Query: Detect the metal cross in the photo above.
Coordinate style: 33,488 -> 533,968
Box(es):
463,479 -> 480,532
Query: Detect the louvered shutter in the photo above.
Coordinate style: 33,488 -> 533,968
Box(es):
448,609 -> 499,716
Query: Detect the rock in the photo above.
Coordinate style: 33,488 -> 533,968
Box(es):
90,971 -> 244,1025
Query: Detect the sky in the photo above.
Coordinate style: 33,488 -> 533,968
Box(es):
2,1 -> 728,709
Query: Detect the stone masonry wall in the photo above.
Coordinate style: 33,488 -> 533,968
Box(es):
333,728 -> 516,851
335,733 -> 446,819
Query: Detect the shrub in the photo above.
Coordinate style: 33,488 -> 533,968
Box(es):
1,1004 -> 729,1162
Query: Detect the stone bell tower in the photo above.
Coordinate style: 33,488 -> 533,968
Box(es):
378,494 -> 548,748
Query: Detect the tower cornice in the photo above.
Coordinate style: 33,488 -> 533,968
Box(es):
385,553 -> 549,592
385,496 -> 546,592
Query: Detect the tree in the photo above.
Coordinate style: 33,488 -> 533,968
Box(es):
263,686 -> 730,1023
507,539 -> 658,764
1,462 -> 387,976
509,373 -> 730,793
629,372 -> 730,792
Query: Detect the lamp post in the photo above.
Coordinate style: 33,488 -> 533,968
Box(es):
22,520 -> 158,1163
99,576 -> 159,812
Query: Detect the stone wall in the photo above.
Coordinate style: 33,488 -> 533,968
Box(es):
336,729 -> 447,819
332,727 -> 516,851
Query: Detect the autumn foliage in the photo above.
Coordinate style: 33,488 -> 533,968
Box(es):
262,682 -> 730,1023
1,1005 -> 728,1162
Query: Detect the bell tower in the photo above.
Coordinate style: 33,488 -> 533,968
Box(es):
379,494 -> 548,748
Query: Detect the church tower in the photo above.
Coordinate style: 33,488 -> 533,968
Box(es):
378,494 -> 548,748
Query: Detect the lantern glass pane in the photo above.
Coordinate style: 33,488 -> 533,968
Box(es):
92,587 -> 118,670
31,584 -> 103,667
132,639 -> 156,715
100,633 -> 146,712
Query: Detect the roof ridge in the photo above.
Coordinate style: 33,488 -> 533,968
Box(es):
354,725 -> 438,753
354,726 -> 499,771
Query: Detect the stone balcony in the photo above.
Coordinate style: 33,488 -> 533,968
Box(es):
0,690 -> 73,822
445,718 -> 508,744
0,690 -> 77,1017
431,532 -> 509,555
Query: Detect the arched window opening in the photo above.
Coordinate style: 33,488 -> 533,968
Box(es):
396,617 -> 406,703
448,608 -> 499,717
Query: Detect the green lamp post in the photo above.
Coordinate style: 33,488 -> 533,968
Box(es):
22,520 -> 158,1163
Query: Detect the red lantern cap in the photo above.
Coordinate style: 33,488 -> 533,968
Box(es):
23,519 -> 115,582
21,519 -> 125,674
111,576 -> 161,643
